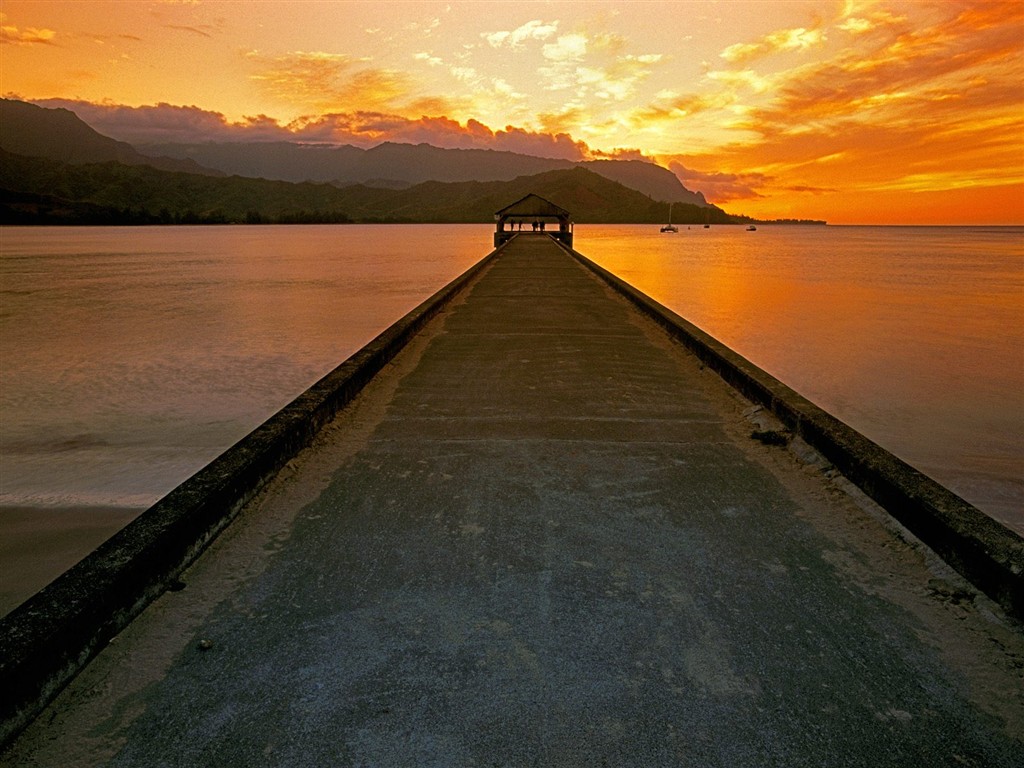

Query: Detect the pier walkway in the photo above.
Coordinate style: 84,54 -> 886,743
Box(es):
4,235 -> 1023,766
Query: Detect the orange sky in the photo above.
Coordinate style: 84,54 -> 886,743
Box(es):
2,0 -> 1022,223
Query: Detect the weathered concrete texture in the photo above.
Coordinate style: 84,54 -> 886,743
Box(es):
4,235 -> 1023,767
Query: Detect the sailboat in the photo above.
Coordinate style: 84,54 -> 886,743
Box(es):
660,203 -> 678,233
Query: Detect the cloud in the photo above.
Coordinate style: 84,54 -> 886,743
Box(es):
536,32 -> 662,104
30,99 -> 295,144
534,107 -> 588,137
449,66 -> 480,84
490,125 -> 588,159
720,26 -> 825,63
414,52 -> 443,66
705,68 -> 773,94
785,184 -> 839,194
248,50 -> 355,92
838,17 -> 873,34
680,0 -> 1024,213
626,92 -> 723,129
29,98 -> 591,160
283,113 -> 589,160
743,1 -> 1024,133
1,14 -> 56,45
164,24 -> 215,38
483,20 -> 558,48
247,50 -> 412,113
405,95 -> 464,116
663,160 -> 771,202
404,16 -> 441,36
836,1 -> 907,36
591,147 -> 650,162
543,33 -> 588,62
491,78 -> 523,99
279,112 -> 589,159
289,111 -> 468,145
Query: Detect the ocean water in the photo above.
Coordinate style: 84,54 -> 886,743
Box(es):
579,224 -> 1024,533
1,224 -> 1021,536
0,225 -> 489,514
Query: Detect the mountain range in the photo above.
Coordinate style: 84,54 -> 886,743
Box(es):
0,98 -> 787,226
138,139 -> 708,206
0,148 -> 738,227
0,99 -> 221,177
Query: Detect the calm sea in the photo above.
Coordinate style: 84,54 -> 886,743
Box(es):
580,224 -> 1023,535
2,224 -> 1021,539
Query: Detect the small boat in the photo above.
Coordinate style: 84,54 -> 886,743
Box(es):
661,203 -> 678,233
746,224 -> 757,231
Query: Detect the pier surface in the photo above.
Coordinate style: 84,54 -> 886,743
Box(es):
5,236 -> 1023,766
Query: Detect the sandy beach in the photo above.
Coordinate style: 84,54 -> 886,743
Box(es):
0,506 -> 142,616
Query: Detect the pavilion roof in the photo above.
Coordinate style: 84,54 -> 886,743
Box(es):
495,194 -> 570,219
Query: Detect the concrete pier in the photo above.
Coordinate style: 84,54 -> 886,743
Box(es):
3,235 -> 1023,765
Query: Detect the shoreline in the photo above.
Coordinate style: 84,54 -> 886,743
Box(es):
0,506 -> 143,617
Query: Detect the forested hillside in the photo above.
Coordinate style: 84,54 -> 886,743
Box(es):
0,150 -> 736,225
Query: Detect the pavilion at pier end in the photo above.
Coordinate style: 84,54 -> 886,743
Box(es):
494,193 -> 573,248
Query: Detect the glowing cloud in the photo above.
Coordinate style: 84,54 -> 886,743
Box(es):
1,13 -> 55,45
247,50 -> 413,114
543,33 -> 588,61
414,52 -> 443,66
29,98 -> 590,160
483,20 -> 558,48
663,160 -> 771,202
720,27 -> 825,63
30,99 -> 296,144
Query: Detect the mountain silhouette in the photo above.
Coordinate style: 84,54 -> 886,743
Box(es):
1,99 -> 708,206
1,147 -> 734,226
141,140 -> 707,205
0,99 -> 222,177
0,98 -> 749,226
